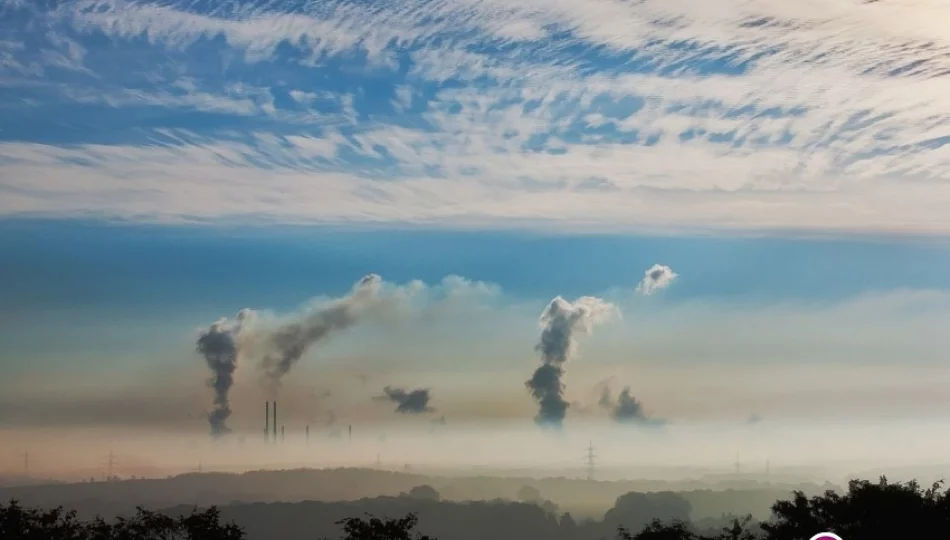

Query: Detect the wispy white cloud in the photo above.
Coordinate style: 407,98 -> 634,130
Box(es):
3,0 -> 950,233
5,135 -> 950,235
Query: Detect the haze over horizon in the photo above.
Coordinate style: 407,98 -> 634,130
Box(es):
3,0 -> 950,492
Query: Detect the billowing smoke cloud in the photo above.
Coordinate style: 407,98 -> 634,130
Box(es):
526,364 -> 569,425
600,385 -> 663,426
200,273 -> 498,400
527,296 -> 618,428
636,264 -> 678,295
610,387 -> 649,423
376,386 -> 435,414
196,308 -> 256,436
260,274 -> 384,393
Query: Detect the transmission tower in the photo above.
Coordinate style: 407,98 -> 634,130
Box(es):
585,441 -> 596,481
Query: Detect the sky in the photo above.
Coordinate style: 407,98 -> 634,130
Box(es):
3,0 -> 950,476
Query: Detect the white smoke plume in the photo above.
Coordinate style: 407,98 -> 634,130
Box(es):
636,264 -> 678,296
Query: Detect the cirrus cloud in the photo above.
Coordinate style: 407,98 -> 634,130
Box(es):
2,0 -> 950,235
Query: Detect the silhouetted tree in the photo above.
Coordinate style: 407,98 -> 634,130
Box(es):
604,491 -> 693,535
405,486 -> 441,502
0,500 -> 244,540
12,475 -> 950,540
0,500 -> 85,540
618,520 -> 697,540
712,516 -> 758,540
516,485 -> 541,503
540,499 -> 560,516
762,476 -> 950,540
327,513 -> 436,540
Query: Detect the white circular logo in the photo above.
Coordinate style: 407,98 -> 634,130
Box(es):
809,534 -> 843,540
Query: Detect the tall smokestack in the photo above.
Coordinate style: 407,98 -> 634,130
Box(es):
306,425 -> 310,445
265,402 -> 270,442
272,401 -> 277,443
349,424 -> 352,441
281,425 -> 285,442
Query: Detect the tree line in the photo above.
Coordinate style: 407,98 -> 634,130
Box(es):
1,477 -> 945,540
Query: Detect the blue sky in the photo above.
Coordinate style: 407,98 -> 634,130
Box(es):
4,0 -> 950,434
3,0 -> 950,233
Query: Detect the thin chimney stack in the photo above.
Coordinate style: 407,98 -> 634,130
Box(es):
272,401 -> 278,443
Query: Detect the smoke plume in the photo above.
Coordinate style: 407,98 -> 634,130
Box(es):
600,385 -> 663,426
527,296 -> 618,428
636,264 -> 678,295
599,386 -> 614,409
260,274 -> 384,392
610,387 -> 649,423
376,386 -> 434,414
196,308 -> 256,436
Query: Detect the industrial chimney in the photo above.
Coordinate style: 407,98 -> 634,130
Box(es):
272,401 -> 278,444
